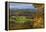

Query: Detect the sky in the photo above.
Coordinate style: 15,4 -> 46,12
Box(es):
8,3 -> 35,9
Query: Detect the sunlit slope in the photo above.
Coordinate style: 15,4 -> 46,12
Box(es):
16,16 -> 33,23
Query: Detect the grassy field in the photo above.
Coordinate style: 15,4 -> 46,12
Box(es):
9,16 -> 33,30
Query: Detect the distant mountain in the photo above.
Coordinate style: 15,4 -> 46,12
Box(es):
10,8 -> 37,16
10,8 -> 37,12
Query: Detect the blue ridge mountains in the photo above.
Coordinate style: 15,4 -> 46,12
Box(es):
10,8 -> 37,12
